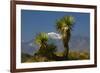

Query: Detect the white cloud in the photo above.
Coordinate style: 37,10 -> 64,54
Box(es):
47,32 -> 61,39
29,43 -> 33,47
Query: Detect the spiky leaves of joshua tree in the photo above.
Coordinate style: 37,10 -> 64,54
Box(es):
35,32 -> 49,56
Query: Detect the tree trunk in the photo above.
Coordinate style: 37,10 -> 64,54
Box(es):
63,30 -> 71,59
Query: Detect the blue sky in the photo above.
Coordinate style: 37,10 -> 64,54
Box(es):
21,10 -> 90,42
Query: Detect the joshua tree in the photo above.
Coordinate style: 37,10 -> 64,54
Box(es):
34,32 -> 57,61
35,32 -> 49,56
56,16 -> 75,59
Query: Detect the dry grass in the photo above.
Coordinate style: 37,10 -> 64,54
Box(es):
22,50 -> 90,63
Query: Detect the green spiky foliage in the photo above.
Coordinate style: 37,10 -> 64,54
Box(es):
35,32 -> 48,56
35,32 -> 48,45
35,32 -> 56,59
56,16 -> 75,59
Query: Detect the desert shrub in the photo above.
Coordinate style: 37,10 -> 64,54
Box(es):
68,51 -> 79,60
79,52 -> 90,59
55,52 -> 64,56
68,51 -> 90,60
33,43 -> 57,61
32,55 -> 48,62
21,53 -> 33,62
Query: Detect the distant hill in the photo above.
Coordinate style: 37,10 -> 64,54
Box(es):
21,35 -> 90,55
69,36 -> 90,52
21,40 -> 39,55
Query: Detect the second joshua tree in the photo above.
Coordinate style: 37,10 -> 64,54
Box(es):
56,16 -> 75,59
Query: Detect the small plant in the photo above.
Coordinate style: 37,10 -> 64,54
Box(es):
34,32 -> 57,61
